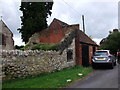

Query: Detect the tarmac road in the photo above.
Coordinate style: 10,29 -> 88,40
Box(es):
68,64 -> 119,88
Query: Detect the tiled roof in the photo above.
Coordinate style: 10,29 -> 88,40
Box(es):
41,18 -> 98,46
77,30 -> 98,46
53,18 -> 69,26
53,18 -> 98,46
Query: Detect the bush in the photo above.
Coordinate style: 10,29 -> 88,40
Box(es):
22,44 -> 32,50
31,43 -> 59,51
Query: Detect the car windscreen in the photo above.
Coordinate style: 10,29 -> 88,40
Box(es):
94,51 -> 108,56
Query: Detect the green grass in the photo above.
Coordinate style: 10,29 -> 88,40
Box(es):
2,66 -> 93,88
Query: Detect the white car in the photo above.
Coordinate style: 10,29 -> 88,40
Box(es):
92,50 -> 116,69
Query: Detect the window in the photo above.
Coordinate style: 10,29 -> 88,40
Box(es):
67,49 -> 73,62
0,33 -> 6,45
94,51 -> 108,56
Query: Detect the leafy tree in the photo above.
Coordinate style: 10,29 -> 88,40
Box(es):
100,29 -> 120,55
18,2 -> 53,43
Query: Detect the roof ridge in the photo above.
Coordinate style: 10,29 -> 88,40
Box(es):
78,30 -> 98,46
53,18 -> 69,25
1,20 -> 13,34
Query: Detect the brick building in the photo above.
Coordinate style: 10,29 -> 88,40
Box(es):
75,29 -> 98,66
0,20 -> 14,50
28,18 -> 98,66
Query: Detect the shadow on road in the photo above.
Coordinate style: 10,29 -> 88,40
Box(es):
93,65 -> 117,70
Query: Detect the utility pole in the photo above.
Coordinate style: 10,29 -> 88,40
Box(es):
82,15 -> 85,33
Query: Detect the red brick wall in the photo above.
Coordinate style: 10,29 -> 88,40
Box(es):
75,44 -> 82,66
39,20 -> 67,44
89,46 -> 93,65
79,44 -> 82,65
75,29 -> 82,66
89,46 -> 98,65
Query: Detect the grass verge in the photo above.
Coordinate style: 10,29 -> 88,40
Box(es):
3,66 -> 93,88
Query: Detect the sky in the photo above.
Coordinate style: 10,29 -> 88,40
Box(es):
1,0 -> 119,45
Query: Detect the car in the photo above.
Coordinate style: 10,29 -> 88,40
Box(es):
92,50 -> 116,69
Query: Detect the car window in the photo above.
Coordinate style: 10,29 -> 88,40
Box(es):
94,51 -> 108,56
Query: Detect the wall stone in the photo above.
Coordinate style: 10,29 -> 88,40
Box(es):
57,29 -> 76,54
1,43 -> 76,80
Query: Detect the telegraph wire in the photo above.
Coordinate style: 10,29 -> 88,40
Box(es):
61,0 -> 84,30
62,0 -> 82,17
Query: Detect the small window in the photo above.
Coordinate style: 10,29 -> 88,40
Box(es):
0,34 -> 6,45
67,49 -> 73,62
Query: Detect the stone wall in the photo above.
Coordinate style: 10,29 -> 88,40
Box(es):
1,43 -> 76,80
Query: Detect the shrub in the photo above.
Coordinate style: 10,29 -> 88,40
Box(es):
31,43 -> 59,51
22,43 -> 32,50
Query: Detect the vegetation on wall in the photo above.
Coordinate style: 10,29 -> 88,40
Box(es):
21,29 -> 75,52
18,2 -> 53,43
31,43 -> 59,51
23,43 -> 59,51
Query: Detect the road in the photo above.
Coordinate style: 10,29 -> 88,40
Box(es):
68,64 -> 119,88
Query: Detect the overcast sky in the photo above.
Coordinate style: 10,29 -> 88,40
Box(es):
1,0 -> 119,45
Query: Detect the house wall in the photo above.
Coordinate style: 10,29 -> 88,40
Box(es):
89,46 -> 93,64
75,43 -> 97,66
75,29 -> 98,66
0,21 -> 14,50
67,38 -> 76,63
28,20 -> 67,44
28,19 -> 79,45
75,32 -> 80,65
39,20 -> 67,44
75,29 -> 83,66
39,29 -> 65,44
75,43 -> 82,66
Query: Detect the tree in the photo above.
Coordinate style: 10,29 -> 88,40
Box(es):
18,2 -> 53,43
100,29 -> 120,55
